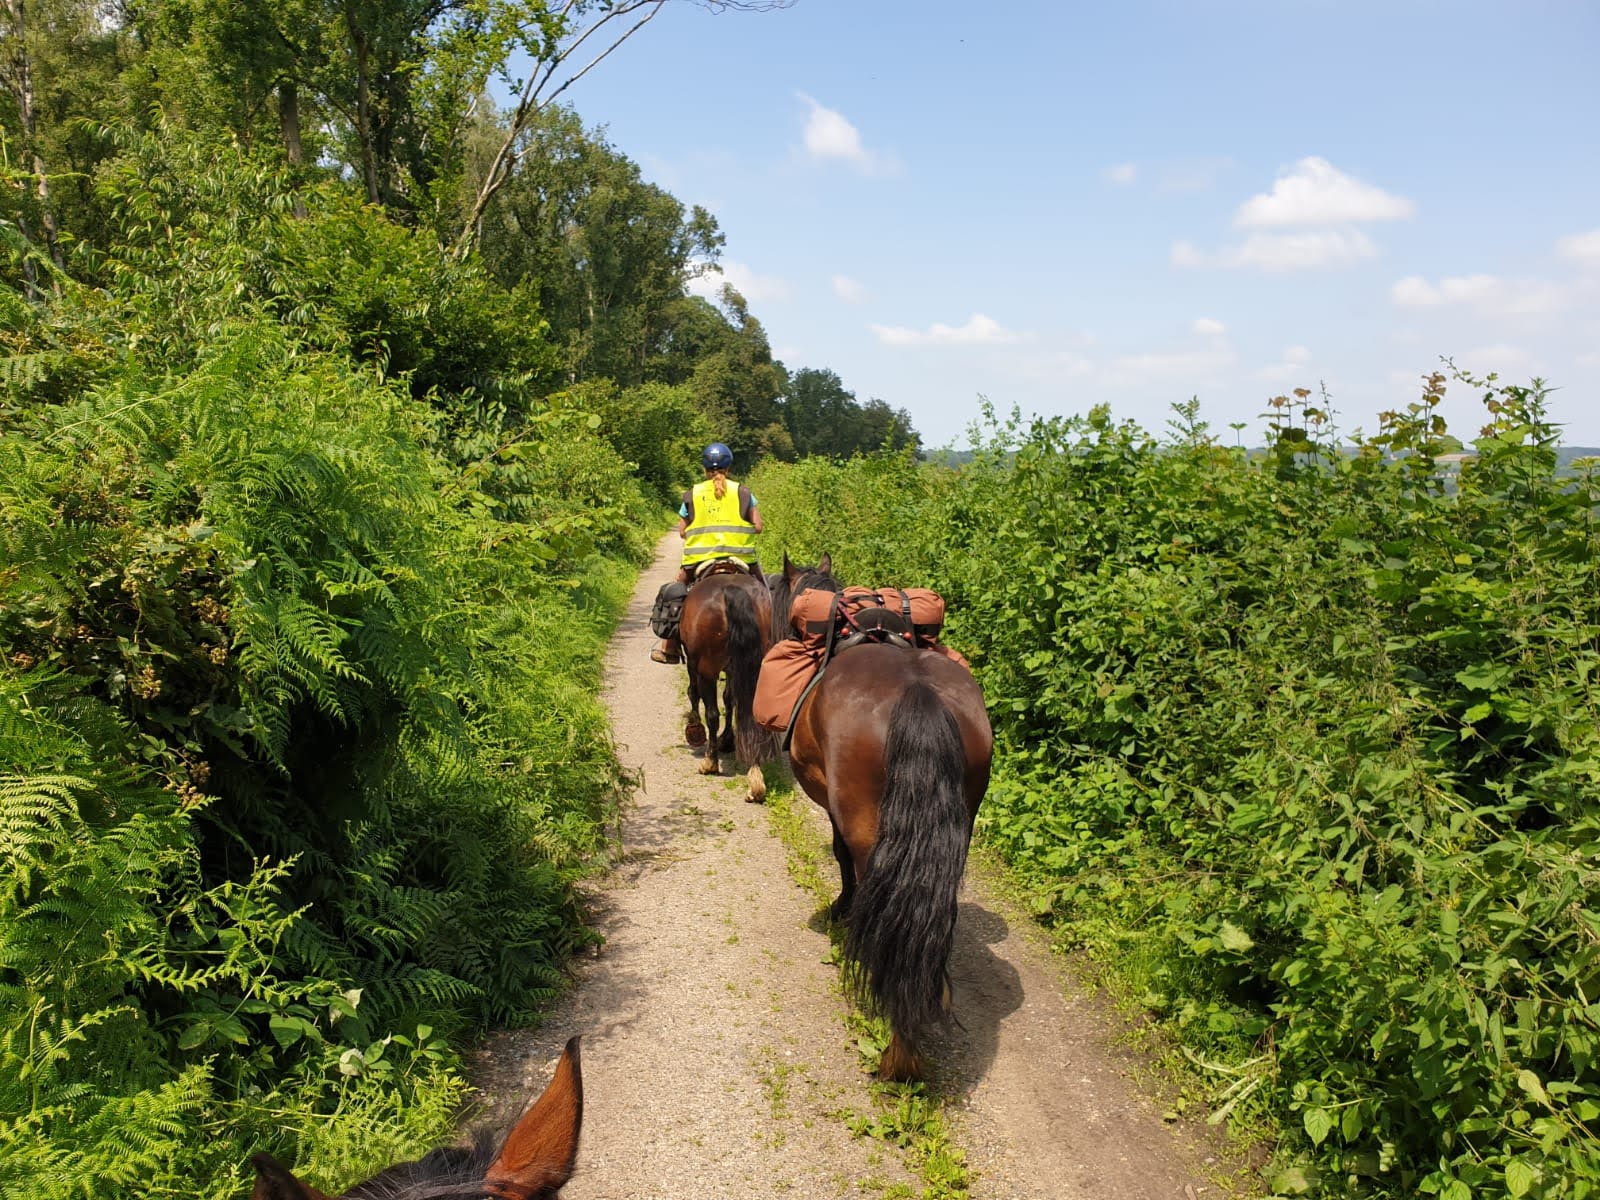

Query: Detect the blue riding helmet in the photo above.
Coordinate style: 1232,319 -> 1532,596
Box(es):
702,442 -> 734,471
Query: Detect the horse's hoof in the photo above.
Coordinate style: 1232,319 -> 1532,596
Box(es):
876,1034 -> 924,1083
685,721 -> 706,748
698,756 -> 719,776
744,766 -> 767,803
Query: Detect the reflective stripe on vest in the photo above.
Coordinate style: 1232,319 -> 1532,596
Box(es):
682,477 -> 757,565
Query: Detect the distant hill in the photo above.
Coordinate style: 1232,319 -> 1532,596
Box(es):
1558,447 -> 1600,472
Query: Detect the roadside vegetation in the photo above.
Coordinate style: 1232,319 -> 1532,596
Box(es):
0,2 -> 911,1195
751,383 -> 1600,1199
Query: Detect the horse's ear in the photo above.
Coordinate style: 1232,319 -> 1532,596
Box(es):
818,552 -> 832,576
250,1153 -> 330,1200
485,1036 -> 583,1199
783,552 -> 799,583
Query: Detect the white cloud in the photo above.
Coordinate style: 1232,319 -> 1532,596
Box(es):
687,260 -> 790,303
798,94 -> 885,171
1257,345 -> 1314,382
1193,317 -> 1227,336
1557,228 -> 1600,268
1390,273 -> 1568,317
1173,230 -> 1377,272
870,313 -> 1029,347
1234,156 -> 1414,228
1101,344 -> 1236,388
832,274 -> 868,304
1103,162 -> 1137,185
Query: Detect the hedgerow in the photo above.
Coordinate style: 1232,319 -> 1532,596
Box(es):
749,380 -> 1600,1199
1,135 -> 648,1197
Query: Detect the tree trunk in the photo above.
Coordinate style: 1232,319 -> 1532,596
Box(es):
277,78 -> 308,218
347,14 -> 380,206
3,0 -> 65,280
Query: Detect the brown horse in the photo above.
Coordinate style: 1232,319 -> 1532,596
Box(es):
770,555 -> 993,1081
250,1037 -> 582,1199
679,565 -> 781,801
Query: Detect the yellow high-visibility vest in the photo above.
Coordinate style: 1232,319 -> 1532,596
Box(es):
682,477 -> 757,566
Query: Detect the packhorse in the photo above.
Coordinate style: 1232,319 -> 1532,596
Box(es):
769,554 -> 993,1081
678,559 -> 781,801
249,1036 -> 583,1199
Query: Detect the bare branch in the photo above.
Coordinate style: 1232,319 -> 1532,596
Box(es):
452,0 -> 672,259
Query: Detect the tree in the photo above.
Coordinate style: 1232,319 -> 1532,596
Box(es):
474,104 -> 722,385
781,366 -> 921,459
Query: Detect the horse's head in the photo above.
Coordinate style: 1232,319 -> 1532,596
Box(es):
250,1038 -> 582,1200
772,551 -> 840,642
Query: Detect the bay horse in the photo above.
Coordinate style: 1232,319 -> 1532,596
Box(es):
250,1036 -> 582,1198
679,563 -> 781,801
770,554 -> 993,1081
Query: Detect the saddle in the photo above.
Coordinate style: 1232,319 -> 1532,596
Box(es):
693,558 -> 751,581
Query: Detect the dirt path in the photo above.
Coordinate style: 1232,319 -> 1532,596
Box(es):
473,535 -> 1227,1199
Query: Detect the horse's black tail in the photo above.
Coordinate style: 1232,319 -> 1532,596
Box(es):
726,585 -> 780,768
845,681 -> 968,1041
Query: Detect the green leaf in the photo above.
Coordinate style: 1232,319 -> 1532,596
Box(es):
1219,921 -> 1254,952
1303,1106 -> 1334,1146
269,1015 -> 306,1047
1505,1158 -> 1538,1197
1455,663 -> 1512,691
1517,1069 -> 1549,1106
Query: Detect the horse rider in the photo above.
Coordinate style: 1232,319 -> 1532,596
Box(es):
651,441 -> 764,663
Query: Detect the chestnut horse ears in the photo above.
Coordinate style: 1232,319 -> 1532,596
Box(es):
250,1154 -> 330,1200
248,1036 -> 582,1200
485,1036 -> 583,1199
782,551 -> 830,583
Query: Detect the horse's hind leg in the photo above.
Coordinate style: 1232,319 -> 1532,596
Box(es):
828,823 -> 856,923
684,666 -> 707,749
696,670 -> 720,775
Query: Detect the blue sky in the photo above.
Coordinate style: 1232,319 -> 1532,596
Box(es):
529,0 -> 1600,450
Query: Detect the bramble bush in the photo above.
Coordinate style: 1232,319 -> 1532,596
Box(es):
751,381 -> 1600,1199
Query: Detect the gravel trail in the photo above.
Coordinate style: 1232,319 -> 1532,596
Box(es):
472,534 -> 1229,1199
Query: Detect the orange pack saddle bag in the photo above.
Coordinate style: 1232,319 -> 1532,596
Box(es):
753,586 -> 969,734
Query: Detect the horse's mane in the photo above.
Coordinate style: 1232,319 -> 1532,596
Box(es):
344,1135 -> 501,1200
770,560 -> 842,643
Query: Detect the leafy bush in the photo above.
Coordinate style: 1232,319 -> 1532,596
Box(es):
1,284 -> 640,1193
752,382 -> 1600,1199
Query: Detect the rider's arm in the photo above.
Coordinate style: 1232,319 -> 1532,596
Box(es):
742,486 -> 764,534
